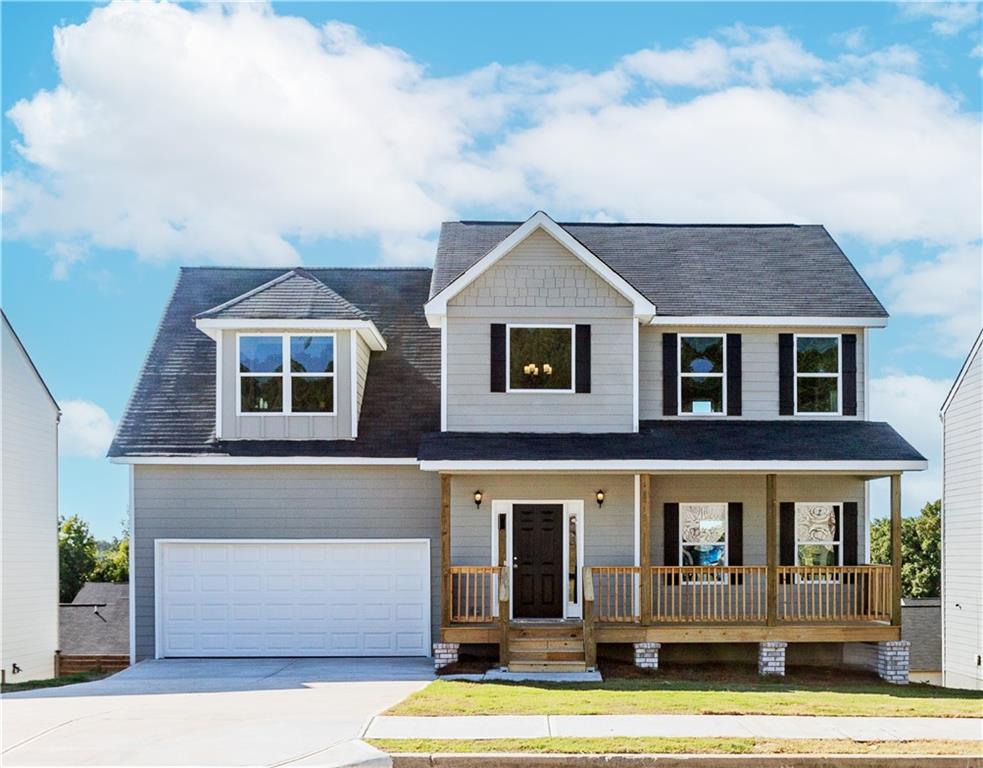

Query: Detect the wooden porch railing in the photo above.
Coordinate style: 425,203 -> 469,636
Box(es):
777,565 -> 892,623
586,565 -> 893,626
651,566 -> 767,623
448,566 -> 501,623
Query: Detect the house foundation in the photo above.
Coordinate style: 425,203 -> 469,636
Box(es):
432,642 -> 460,670
758,641 -> 787,676
633,642 -> 661,670
875,640 -> 910,685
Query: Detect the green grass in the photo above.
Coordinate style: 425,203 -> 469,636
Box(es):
1,670 -> 108,694
389,674 -> 983,718
368,737 -> 982,756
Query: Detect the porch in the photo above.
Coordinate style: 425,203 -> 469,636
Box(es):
437,473 -> 905,672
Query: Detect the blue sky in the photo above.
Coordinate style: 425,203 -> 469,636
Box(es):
2,2 -> 980,539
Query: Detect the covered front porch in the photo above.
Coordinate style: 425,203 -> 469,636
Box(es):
434,470 -> 907,678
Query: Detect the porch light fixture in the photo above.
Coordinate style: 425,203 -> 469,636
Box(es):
595,490 -> 605,508
473,490 -> 483,509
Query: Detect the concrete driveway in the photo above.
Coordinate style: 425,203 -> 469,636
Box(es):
1,658 -> 434,767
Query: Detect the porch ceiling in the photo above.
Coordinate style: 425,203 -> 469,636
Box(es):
418,420 -> 926,476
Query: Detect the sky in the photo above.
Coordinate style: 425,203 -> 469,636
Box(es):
2,1 -> 981,539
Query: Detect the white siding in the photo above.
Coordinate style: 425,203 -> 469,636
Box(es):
639,326 -> 866,420
446,230 -> 635,432
942,337 -> 983,690
1,317 -> 59,682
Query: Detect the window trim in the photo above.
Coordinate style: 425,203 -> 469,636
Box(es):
505,323 -> 576,394
236,332 -> 337,416
677,333 -> 727,416
678,502 -> 729,568
793,333 -> 841,416
793,501 -> 843,567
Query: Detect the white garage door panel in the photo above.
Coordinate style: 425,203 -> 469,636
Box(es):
157,540 -> 430,658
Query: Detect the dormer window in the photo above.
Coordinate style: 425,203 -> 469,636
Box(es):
238,334 -> 335,414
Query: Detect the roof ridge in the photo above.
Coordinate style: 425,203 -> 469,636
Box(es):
453,221 -> 809,228
181,265 -> 433,272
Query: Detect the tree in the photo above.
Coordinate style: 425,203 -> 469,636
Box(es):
871,499 -> 941,598
90,535 -> 129,583
58,515 -> 97,602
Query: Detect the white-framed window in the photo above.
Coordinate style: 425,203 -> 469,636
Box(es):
794,502 -> 842,566
237,333 -> 336,415
506,324 -> 575,393
678,335 -> 726,415
679,502 -> 728,566
794,334 -> 840,415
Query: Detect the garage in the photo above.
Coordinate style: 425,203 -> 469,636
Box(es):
155,539 -> 430,658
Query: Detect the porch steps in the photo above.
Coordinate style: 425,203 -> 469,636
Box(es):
506,624 -> 587,673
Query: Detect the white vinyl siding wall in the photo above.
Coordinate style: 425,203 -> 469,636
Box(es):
0,318 -> 59,682
942,341 -> 982,690
445,229 -> 635,432
639,326 -> 865,420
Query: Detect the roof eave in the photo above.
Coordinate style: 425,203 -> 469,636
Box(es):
194,317 -> 387,351
648,315 -> 889,328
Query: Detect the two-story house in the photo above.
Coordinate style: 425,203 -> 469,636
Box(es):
109,212 -> 926,681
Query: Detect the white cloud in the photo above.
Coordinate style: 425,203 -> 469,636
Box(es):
899,2 -> 982,36
868,374 -> 950,516
2,4 -> 980,271
872,244 -> 982,354
832,27 -> 868,51
59,400 -> 116,458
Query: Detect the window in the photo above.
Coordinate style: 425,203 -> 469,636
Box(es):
794,502 -> 841,566
507,325 -> 574,392
679,335 -> 725,414
238,334 -> 335,414
795,335 -> 840,414
680,503 -> 728,566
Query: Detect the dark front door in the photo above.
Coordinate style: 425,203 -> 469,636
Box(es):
513,504 -> 564,619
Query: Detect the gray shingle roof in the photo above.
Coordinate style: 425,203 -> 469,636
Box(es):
73,582 -> 128,605
196,267 -> 369,321
419,421 -> 925,463
109,267 -> 439,458
431,222 -> 887,317
60,582 -> 129,655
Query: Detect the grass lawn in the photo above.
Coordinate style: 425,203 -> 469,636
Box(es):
1,670 -> 108,694
368,737 -> 981,756
390,664 -> 983,718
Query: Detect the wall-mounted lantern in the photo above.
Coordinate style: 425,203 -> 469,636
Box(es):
595,490 -> 606,508
473,490 -> 483,510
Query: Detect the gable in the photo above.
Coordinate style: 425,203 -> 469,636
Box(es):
449,229 -> 631,310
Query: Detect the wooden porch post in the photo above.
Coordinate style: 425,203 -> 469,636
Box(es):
440,474 -> 451,631
639,474 -> 652,624
890,473 -> 902,626
766,473 -> 778,627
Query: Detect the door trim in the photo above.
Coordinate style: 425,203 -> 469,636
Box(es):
489,501 -> 585,620
153,538 -> 431,660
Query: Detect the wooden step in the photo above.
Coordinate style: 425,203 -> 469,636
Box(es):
509,649 -> 585,662
508,661 -> 588,673
509,638 -> 585,652
509,625 -> 583,640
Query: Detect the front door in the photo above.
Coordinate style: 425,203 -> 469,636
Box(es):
513,504 -> 564,619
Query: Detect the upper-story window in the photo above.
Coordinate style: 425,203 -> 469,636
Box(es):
238,334 -> 335,414
507,325 -> 574,392
794,502 -> 842,565
678,335 -> 725,414
680,502 -> 728,565
795,335 -> 840,414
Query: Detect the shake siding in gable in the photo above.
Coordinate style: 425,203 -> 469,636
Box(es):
942,342 -> 982,689
639,327 -> 865,419
131,465 -> 441,660
445,229 -> 635,432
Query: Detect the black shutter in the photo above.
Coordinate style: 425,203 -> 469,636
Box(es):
842,334 -> 857,416
663,503 -> 679,566
779,501 -> 796,565
726,334 -> 742,416
727,503 -> 744,566
779,333 -> 794,415
842,502 -> 859,566
490,324 -> 506,392
576,325 -> 591,393
662,333 -> 678,416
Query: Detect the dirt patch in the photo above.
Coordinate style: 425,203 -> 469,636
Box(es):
598,659 -> 885,686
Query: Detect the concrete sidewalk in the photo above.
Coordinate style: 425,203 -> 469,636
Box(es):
365,714 -> 983,742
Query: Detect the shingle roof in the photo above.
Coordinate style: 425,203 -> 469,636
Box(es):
196,267 -> 369,321
431,222 -> 887,317
418,421 -> 925,463
108,267 -> 439,458
60,582 -> 129,655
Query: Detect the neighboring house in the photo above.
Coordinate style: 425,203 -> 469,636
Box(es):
940,329 -> 983,690
1,310 -> 60,683
902,597 -> 942,684
109,212 -> 926,682
58,582 -> 130,675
